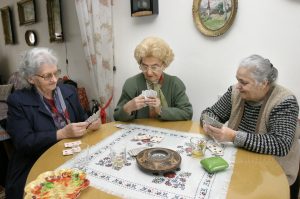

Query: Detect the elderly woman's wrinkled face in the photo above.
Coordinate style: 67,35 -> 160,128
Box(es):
140,57 -> 165,83
236,67 -> 268,102
28,64 -> 60,97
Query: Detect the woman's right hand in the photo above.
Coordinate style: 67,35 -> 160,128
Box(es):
56,122 -> 89,140
123,95 -> 146,115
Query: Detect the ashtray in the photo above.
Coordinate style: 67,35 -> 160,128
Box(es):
136,147 -> 181,173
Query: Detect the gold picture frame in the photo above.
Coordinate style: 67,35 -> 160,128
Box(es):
192,0 -> 238,37
17,0 -> 36,25
46,0 -> 64,42
0,6 -> 14,44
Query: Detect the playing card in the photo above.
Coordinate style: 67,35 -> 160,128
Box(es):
62,149 -> 74,156
150,136 -> 164,143
206,142 -> 224,156
114,124 -> 129,129
72,146 -> 82,153
203,114 -> 223,128
64,140 -> 82,148
133,134 -> 152,141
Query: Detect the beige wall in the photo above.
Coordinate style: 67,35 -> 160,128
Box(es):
0,0 -> 97,101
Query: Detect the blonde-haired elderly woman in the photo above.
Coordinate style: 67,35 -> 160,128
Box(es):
114,37 -> 193,121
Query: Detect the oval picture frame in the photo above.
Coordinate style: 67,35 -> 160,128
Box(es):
25,30 -> 37,46
192,0 -> 238,37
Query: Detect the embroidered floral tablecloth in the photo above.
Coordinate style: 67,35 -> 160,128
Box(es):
58,124 -> 237,199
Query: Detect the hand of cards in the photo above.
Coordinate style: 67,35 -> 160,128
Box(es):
203,114 -> 223,128
85,110 -> 100,129
141,89 -> 157,99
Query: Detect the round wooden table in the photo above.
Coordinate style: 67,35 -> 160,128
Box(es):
26,119 -> 289,199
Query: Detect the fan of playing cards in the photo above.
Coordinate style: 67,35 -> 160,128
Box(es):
141,89 -> 157,99
85,110 -> 100,129
202,114 -> 223,128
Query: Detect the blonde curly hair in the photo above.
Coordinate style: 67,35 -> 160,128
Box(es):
134,37 -> 174,67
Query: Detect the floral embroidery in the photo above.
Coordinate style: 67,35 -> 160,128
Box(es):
59,124 -> 236,199
152,171 -> 192,190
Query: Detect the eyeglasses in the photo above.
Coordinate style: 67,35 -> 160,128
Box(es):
139,63 -> 163,73
35,69 -> 61,81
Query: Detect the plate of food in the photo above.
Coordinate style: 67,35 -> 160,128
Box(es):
136,147 -> 181,174
24,168 -> 89,199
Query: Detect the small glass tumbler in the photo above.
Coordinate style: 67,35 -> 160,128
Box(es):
190,137 -> 207,158
72,142 -> 90,170
110,145 -> 126,170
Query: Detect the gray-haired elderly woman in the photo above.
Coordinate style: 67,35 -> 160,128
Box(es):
5,47 -> 100,198
200,54 -> 299,199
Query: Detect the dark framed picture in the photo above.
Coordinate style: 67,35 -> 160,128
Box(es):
192,0 -> 238,37
46,0 -> 64,42
0,6 -> 14,44
17,0 -> 36,25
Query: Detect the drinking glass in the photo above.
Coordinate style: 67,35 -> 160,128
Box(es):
72,143 -> 90,170
190,137 -> 207,158
110,145 -> 126,170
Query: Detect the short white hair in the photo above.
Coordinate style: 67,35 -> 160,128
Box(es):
239,54 -> 278,85
18,47 -> 58,88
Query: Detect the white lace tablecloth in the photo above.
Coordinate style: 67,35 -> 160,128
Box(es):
58,124 -> 237,199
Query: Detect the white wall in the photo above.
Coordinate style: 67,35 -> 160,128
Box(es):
113,0 -> 300,121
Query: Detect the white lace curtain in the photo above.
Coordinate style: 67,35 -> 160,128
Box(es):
75,0 -> 114,123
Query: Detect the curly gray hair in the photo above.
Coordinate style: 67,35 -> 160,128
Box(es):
18,47 -> 58,88
239,54 -> 278,85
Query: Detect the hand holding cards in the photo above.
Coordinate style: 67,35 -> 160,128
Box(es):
203,114 -> 223,128
85,110 -> 100,129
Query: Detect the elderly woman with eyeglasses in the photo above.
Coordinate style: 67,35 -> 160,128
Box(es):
200,54 -> 299,199
114,37 -> 193,121
5,48 -> 101,198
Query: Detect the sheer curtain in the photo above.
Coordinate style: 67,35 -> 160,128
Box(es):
75,0 -> 114,123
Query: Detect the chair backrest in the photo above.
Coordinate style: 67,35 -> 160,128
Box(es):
7,72 -> 25,91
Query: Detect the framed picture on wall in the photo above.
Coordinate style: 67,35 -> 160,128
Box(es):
192,0 -> 238,37
46,0 -> 64,42
17,0 -> 36,25
0,6 -> 14,44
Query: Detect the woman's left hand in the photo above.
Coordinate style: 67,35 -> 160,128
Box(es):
203,124 -> 236,142
145,97 -> 162,114
87,118 -> 101,131
145,97 -> 161,107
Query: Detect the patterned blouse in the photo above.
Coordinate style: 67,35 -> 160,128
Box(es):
201,86 -> 299,156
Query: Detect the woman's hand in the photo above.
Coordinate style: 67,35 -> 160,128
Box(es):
87,118 -> 101,131
145,97 -> 161,114
57,122 -> 89,140
203,124 -> 237,142
123,95 -> 146,114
